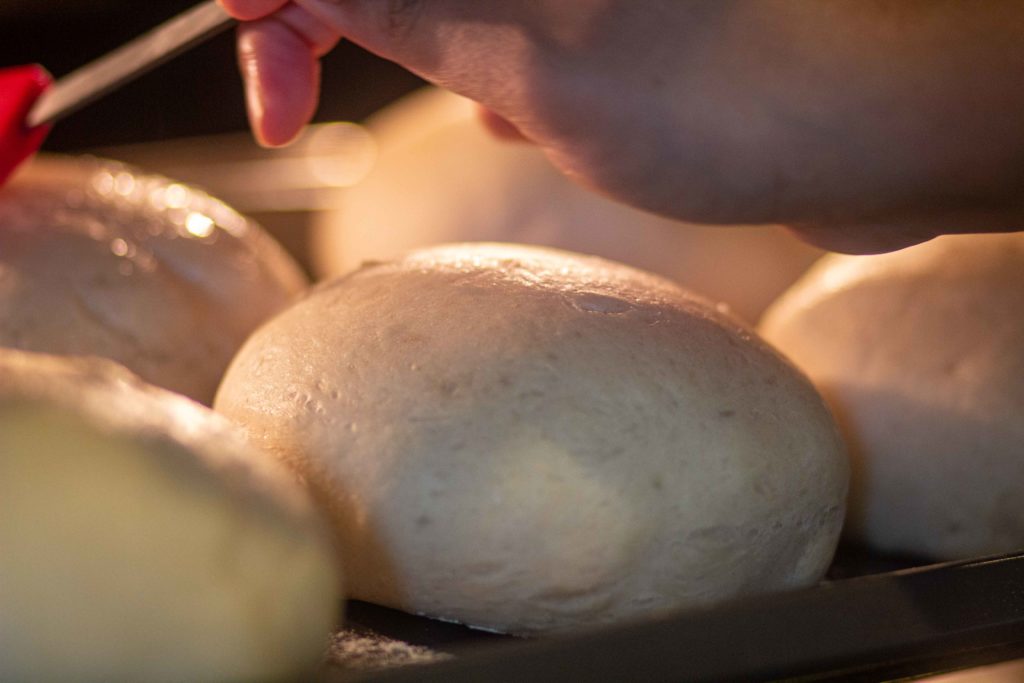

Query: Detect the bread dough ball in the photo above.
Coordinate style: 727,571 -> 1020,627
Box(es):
310,88 -> 821,323
216,243 -> 847,634
0,155 -> 307,404
0,350 -> 340,682
760,233 -> 1024,560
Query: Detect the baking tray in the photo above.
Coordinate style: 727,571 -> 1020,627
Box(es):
318,546 -> 1024,682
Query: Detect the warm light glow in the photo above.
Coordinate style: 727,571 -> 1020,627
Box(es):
92,171 -> 115,196
201,198 -> 248,238
184,213 -> 216,238
113,172 -> 135,197
303,122 -> 377,188
147,187 -> 166,210
164,184 -> 190,209
110,238 -> 129,257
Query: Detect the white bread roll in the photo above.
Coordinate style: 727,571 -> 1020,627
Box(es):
760,233 -> 1024,560
0,350 -> 341,682
0,155 -> 307,405
216,243 -> 848,634
310,88 -> 822,323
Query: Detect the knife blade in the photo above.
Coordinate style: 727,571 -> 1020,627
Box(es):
27,1 -> 236,128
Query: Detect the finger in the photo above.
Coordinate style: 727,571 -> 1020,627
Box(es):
218,0 -> 289,22
786,223 -> 940,255
475,105 -> 532,143
237,19 -> 320,147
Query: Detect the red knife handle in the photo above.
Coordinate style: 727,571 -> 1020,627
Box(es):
0,65 -> 53,187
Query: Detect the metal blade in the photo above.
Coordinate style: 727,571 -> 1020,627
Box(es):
27,1 -> 236,128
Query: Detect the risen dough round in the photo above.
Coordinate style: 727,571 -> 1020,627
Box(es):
760,233 -> 1024,560
0,350 -> 340,682
0,155 -> 307,404
311,88 -> 821,323
216,242 -> 847,634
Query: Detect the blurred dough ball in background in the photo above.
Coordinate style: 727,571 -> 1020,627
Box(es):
0,350 -> 340,683
0,155 -> 307,405
311,88 -> 822,323
760,233 -> 1024,561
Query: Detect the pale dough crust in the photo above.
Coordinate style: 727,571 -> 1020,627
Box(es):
217,243 -> 847,634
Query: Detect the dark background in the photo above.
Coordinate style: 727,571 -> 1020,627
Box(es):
0,0 -> 425,151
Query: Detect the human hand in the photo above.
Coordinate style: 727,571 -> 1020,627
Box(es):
218,1 -> 1024,254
